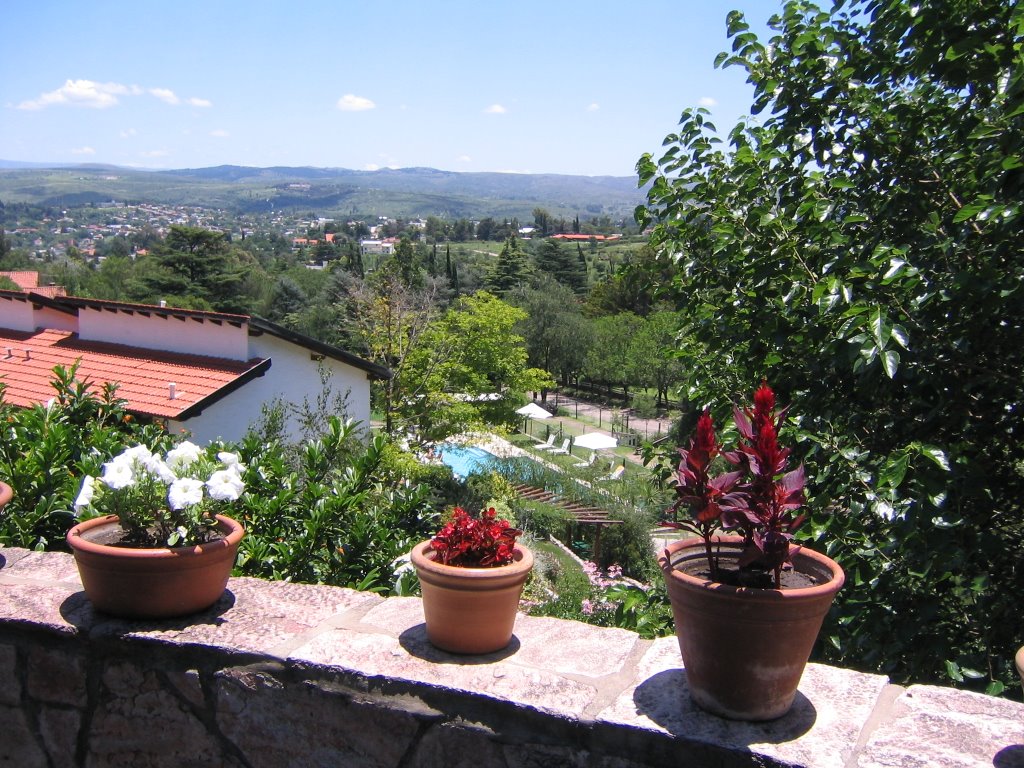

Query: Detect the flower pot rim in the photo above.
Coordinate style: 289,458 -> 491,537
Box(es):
410,539 -> 534,579
67,513 -> 245,559
659,535 -> 844,600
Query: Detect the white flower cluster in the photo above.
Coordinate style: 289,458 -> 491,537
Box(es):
74,441 -> 246,514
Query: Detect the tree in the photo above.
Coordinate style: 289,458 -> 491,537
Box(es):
585,313 -> 644,402
533,207 -> 552,236
486,236 -> 531,295
637,0 -> 1024,695
144,225 -> 249,312
402,291 -> 553,441
534,238 -> 587,294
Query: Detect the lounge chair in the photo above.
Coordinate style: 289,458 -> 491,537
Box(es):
602,464 -> 626,481
534,434 -> 556,451
573,451 -> 597,468
549,438 -> 571,456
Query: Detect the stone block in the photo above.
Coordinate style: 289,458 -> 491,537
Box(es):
27,646 -> 87,706
858,684 -> 1024,768
0,703 -> 47,768
37,706 -> 81,768
87,661 -> 234,767
90,576 -> 382,657
215,665 -> 420,767
0,643 -> 20,705
599,636 -> 890,768
289,626 -> 599,716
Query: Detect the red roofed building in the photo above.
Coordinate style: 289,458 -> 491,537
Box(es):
0,292 -> 389,444
0,271 -> 67,298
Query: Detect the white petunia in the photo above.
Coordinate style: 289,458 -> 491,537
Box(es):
167,477 -> 205,509
206,469 -> 245,501
74,475 -> 96,512
217,451 -> 245,474
165,441 -> 203,470
142,455 -> 177,484
100,460 -> 135,490
118,444 -> 154,467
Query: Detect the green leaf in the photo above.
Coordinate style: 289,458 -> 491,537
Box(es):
882,350 -> 900,378
985,681 -> 1006,696
920,446 -> 950,471
944,660 -> 963,682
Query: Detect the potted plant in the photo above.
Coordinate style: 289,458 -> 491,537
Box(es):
659,382 -> 844,721
67,441 -> 246,619
410,506 -> 534,654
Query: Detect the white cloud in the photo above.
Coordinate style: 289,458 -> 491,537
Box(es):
337,94 -> 375,111
364,163 -> 380,171
17,79 -> 137,110
71,146 -> 96,155
698,96 -> 718,107
15,80 -> 210,111
149,88 -> 180,105
484,104 -> 506,114
456,155 -> 472,163
587,102 -> 600,111
210,129 -> 230,138
140,149 -> 169,158
119,128 -> 137,138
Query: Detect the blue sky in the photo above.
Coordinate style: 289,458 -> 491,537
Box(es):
1,1 -> 778,177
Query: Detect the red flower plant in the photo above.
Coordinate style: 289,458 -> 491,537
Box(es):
664,382 -> 806,588
430,507 -> 522,567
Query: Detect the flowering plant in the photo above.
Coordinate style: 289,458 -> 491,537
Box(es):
429,506 -> 522,567
664,382 -> 807,588
73,441 -> 246,548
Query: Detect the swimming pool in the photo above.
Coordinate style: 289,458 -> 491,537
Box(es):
438,444 -> 497,477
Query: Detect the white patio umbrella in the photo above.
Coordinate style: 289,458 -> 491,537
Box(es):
516,402 -> 552,436
573,432 -> 618,451
516,403 -> 552,419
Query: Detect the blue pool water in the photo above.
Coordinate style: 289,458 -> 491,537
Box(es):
438,444 -> 497,477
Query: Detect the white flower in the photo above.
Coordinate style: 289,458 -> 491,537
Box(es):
167,477 -> 205,509
217,451 -> 245,475
141,455 -> 177,484
118,444 -> 154,467
206,469 -> 245,502
100,459 -> 135,490
165,441 -> 203,470
74,475 -> 96,512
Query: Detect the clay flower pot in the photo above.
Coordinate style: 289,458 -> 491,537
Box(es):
1016,646 -> 1024,689
659,536 -> 844,721
411,540 -> 534,654
67,514 -> 244,619
0,481 -> 12,511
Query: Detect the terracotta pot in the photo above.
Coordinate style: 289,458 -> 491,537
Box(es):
659,536 -> 844,721
1015,646 -> 1024,689
67,514 -> 244,619
0,481 -> 12,510
411,540 -> 534,654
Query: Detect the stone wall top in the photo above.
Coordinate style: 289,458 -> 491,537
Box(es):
2,546 -> 1022,768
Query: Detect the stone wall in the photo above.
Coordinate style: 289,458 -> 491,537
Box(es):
2,546 -> 1022,768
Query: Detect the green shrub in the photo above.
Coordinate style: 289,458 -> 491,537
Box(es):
0,364 -> 172,550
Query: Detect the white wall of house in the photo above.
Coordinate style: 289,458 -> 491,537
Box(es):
77,306 -> 250,361
0,294 -> 38,332
169,333 -> 372,444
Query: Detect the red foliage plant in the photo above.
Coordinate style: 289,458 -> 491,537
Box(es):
430,507 -> 523,568
663,382 -> 806,588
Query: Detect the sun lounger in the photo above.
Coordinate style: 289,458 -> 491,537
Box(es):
548,438 -> 571,456
573,451 -> 597,468
534,434 -> 556,450
602,464 -> 625,481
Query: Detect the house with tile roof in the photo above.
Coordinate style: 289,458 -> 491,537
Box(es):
0,291 -> 389,445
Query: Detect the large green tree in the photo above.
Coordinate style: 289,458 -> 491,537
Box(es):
638,0 -> 1023,695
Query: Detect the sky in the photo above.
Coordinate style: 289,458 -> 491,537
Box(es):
1,1 -> 778,178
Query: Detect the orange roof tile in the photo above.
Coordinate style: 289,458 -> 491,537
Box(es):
0,271 -> 40,290
0,329 -> 269,420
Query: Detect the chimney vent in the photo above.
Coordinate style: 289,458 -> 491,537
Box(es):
24,350 -> 30,360
159,300 -> 167,308
168,383 -> 177,400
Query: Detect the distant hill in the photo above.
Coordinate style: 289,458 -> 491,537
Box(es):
0,162 -> 644,220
